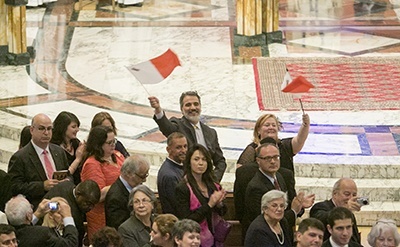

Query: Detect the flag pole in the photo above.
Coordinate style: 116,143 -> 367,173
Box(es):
299,98 -> 305,114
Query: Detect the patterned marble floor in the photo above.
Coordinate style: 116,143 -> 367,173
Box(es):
1,0 -> 400,199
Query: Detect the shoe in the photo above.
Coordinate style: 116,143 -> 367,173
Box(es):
132,2 -> 142,7
118,3 -> 126,7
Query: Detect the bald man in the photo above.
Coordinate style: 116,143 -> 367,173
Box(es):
8,113 -> 69,209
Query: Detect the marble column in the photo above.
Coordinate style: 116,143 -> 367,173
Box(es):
0,0 -> 7,64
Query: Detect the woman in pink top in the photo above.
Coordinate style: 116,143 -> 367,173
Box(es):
81,125 -> 125,241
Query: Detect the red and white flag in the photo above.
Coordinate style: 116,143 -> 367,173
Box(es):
127,49 -> 181,84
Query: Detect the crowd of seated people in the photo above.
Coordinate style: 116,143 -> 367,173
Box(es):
0,91 -> 399,247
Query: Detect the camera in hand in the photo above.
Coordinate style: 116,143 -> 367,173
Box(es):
48,202 -> 59,211
356,197 -> 369,206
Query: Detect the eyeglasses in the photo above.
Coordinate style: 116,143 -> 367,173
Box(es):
1,238 -> 19,246
133,198 -> 152,205
257,155 -> 280,162
105,139 -> 117,145
135,172 -> 149,180
268,203 -> 287,210
33,125 -> 53,132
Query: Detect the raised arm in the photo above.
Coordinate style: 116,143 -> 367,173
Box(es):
291,114 -> 310,154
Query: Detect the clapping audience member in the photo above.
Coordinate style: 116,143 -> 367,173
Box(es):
8,113 -> 69,209
105,155 -> 150,229
175,144 -> 227,247
18,125 -> 31,149
91,226 -> 122,247
295,218 -> 325,247
236,113 -> 310,172
172,219 -> 201,247
5,195 -> 78,247
245,190 -> 293,247
148,91 -> 227,182
118,185 -> 157,247
81,125 -> 125,241
0,224 -> 18,247
367,219 -> 400,247
91,112 -> 130,158
51,111 -> 85,184
146,214 -> 178,247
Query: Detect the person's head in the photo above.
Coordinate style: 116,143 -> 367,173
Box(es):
166,132 -> 188,164
120,155 -> 150,188
5,195 -> 33,226
128,185 -> 157,220
0,224 -> 18,247
150,214 -> 179,246
256,143 -> 280,177
179,91 -> 201,124
296,218 -> 325,247
367,219 -> 400,247
91,112 -> 118,136
91,226 -> 122,247
75,180 -> 101,213
253,114 -> 282,143
172,219 -> 201,247
51,111 -> 80,145
326,207 -> 354,247
19,125 -> 31,149
261,190 -> 287,222
86,125 -> 116,162
30,113 -> 53,149
332,178 -> 357,207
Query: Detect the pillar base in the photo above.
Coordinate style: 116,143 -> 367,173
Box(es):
233,29 -> 283,57
6,51 -> 30,65
0,45 -> 8,65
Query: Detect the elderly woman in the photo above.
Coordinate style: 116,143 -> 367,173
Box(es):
118,185 -> 157,247
146,214 -> 179,247
81,125 -> 125,241
175,144 -> 227,247
91,112 -> 130,158
368,219 -> 400,247
236,113 -> 310,172
172,219 -> 201,247
245,190 -> 293,247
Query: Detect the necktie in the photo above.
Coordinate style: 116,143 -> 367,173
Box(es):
194,125 -> 207,149
274,178 -> 281,191
43,150 -> 54,179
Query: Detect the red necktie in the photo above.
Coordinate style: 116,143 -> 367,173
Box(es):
274,178 -> 281,191
43,150 -> 54,179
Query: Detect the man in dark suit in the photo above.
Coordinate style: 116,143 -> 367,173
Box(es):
0,170 -> 12,212
5,194 -> 79,247
322,207 -> 362,247
44,180 -> 100,246
8,113 -> 69,209
105,155 -> 150,229
242,143 -> 315,241
310,178 -> 361,244
148,91 -> 226,182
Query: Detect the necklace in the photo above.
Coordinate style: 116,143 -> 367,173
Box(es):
267,221 -> 284,245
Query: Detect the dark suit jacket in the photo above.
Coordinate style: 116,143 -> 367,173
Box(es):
8,142 -> 69,209
310,199 -> 361,244
234,162 -> 296,221
105,177 -> 131,229
0,170 -> 12,212
154,114 -> 226,182
44,181 -> 85,247
322,238 -> 362,247
15,224 -> 78,247
243,170 -> 297,240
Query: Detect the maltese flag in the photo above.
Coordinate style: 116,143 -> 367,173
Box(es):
127,49 -> 181,84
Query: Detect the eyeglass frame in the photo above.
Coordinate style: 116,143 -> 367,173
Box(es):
104,138 -> 117,146
135,172 -> 149,180
133,198 -> 152,205
257,155 -> 280,162
32,125 -> 53,132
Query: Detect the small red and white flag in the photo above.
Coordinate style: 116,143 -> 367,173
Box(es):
127,49 -> 181,84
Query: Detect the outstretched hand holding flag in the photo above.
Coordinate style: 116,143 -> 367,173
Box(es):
127,49 -> 181,86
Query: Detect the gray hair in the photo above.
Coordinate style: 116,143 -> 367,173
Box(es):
120,155 -> 150,176
128,185 -> 157,212
261,190 -> 288,213
5,195 -> 32,226
367,219 -> 400,247
172,219 -> 201,241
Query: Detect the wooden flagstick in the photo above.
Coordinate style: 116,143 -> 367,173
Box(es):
299,98 -> 305,114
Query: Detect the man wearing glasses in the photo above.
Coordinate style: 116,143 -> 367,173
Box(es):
8,113 -> 69,209
0,224 -> 18,247
105,155 -> 150,229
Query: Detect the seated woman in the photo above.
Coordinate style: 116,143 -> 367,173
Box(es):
175,144 -> 227,247
81,125 -> 125,241
118,185 -> 157,247
367,219 -> 400,247
51,111 -> 85,184
236,113 -> 310,172
145,214 -> 178,247
172,219 -> 201,247
91,112 -> 130,158
245,190 -> 293,247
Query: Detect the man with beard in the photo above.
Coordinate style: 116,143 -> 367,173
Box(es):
8,113 -> 70,209
157,132 -> 188,214
148,91 -> 226,182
